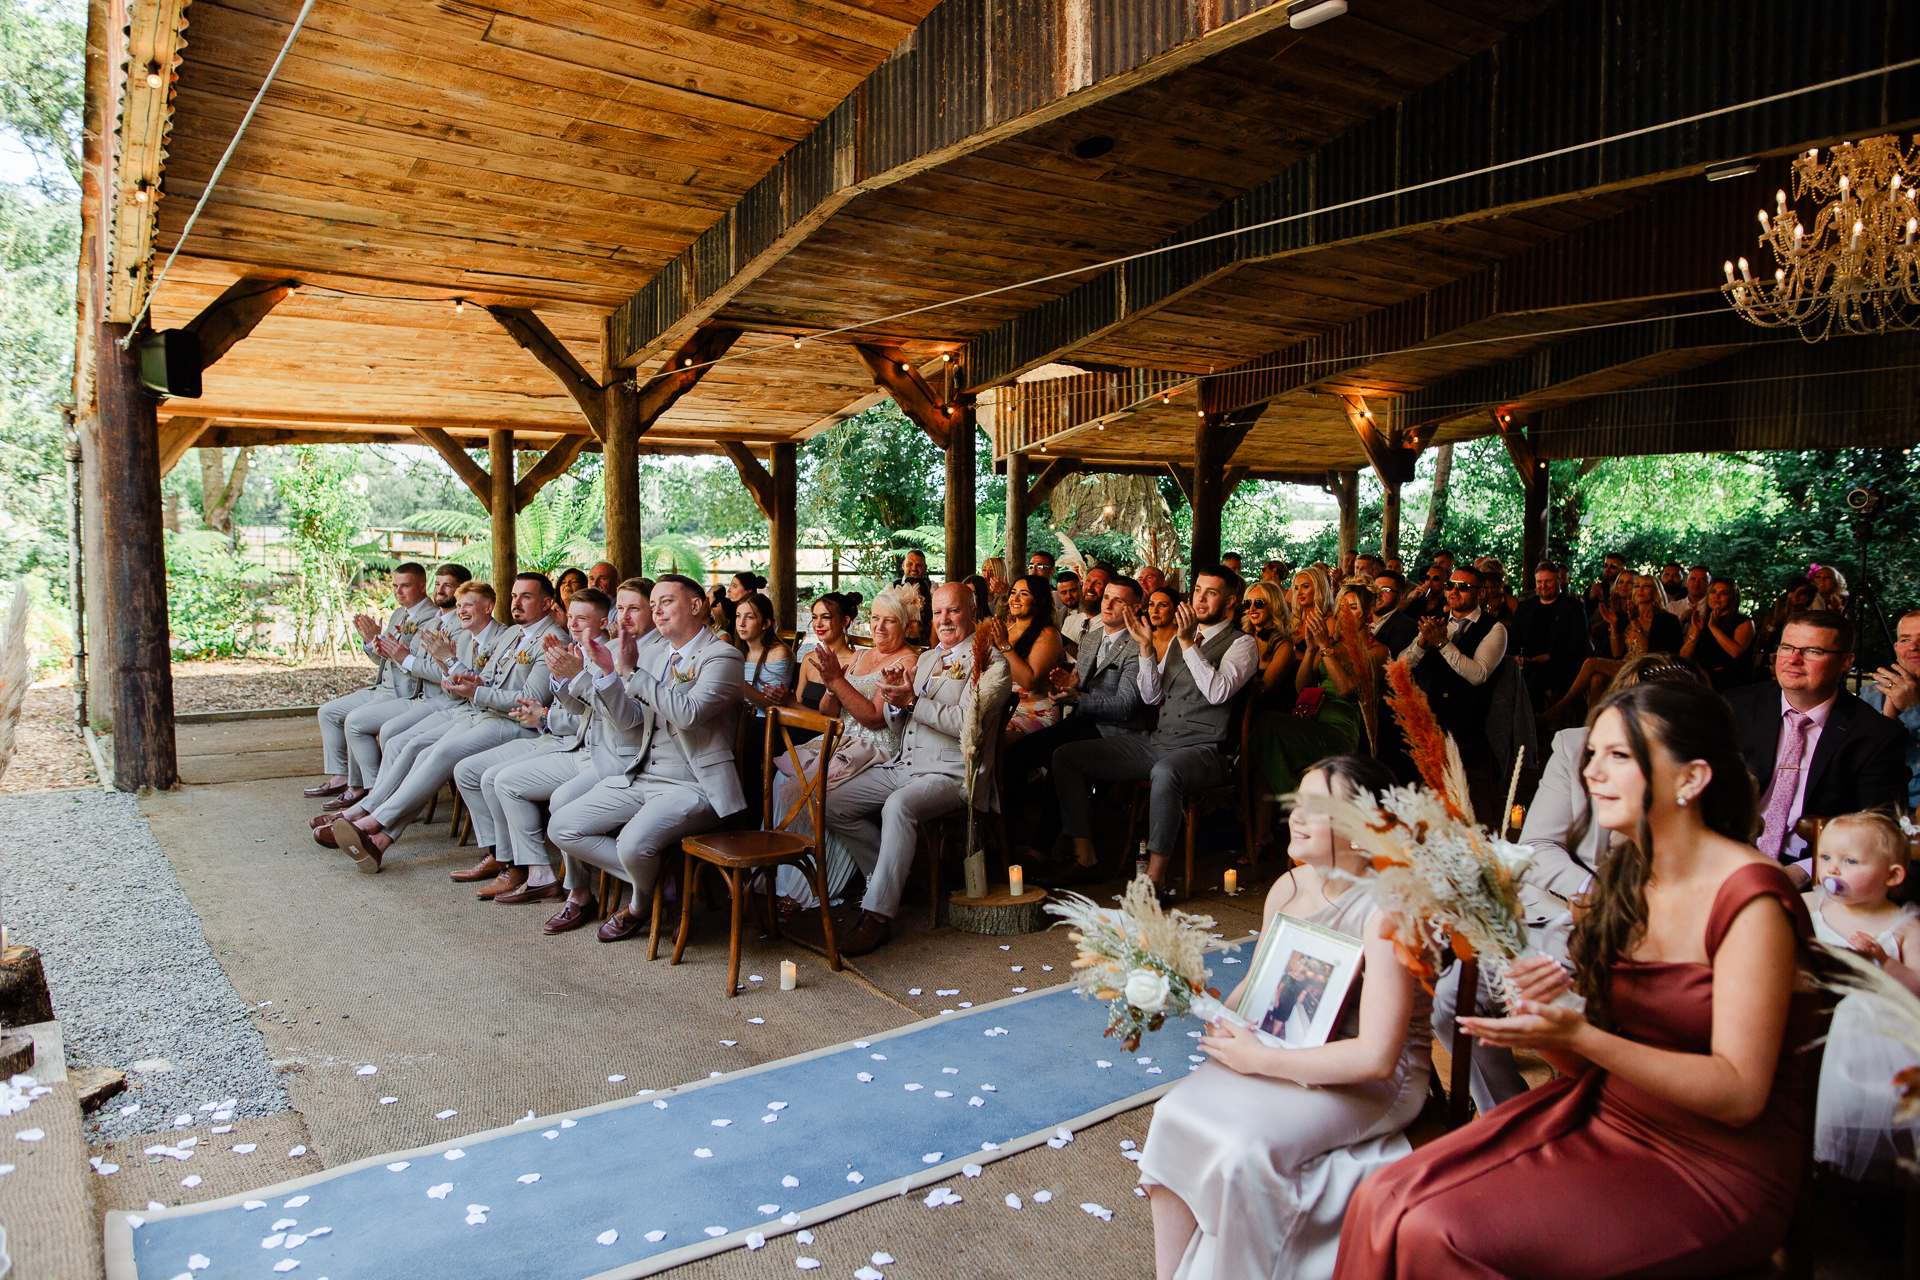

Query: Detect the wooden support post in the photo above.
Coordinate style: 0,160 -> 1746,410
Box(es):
96,320 -> 176,790
1501,416 -> 1549,576
1192,413 -> 1228,571
1329,471 -> 1360,562
513,433 -> 593,511
602,318 -> 642,581
1381,482 -> 1404,563
488,429 -> 516,620
1005,450 -> 1029,580
1340,395 -> 1416,567
944,397 -> 976,581
770,443 -> 797,631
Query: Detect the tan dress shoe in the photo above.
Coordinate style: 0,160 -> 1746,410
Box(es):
475,867 -> 526,900
333,820 -> 384,874
495,880 -> 566,905
542,896 -> 598,934
453,854 -> 508,883
322,789 -> 367,811
839,911 -> 892,957
303,780 -> 348,798
313,823 -> 340,849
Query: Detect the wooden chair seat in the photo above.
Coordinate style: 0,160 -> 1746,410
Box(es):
672,706 -> 844,996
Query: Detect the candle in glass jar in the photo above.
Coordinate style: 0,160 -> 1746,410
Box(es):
1008,865 -> 1024,897
1224,869 -> 1239,895
780,960 -> 797,991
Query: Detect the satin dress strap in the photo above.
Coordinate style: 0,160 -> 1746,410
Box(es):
1705,861 -> 1814,959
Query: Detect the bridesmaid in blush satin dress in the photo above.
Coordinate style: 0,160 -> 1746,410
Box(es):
1336,680 -> 1818,1280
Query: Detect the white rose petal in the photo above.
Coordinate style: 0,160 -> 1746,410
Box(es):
561,1119 -> 577,1128
856,1269 -> 883,1280
380,1097 -> 397,1105
1081,1202 -> 1113,1221
435,1110 -> 457,1119
272,1218 -> 298,1231
261,1235 -> 286,1249
608,1075 -> 626,1083
181,1175 -> 202,1187
782,1174 -> 800,1187
762,1113 -> 777,1124
748,1017 -> 764,1025
767,1101 -> 788,1111
543,1131 -> 559,1139
1042,965 -> 1054,971
188,1254 -> 210,1271
856,1073 -> 874,1083
904,1083 -> 923,1092
444,1149 -> 465,1161
870,1053 -> 887,1061
873,1253 -> 896,1265
1011,965 -> 1023,972
1012,987 -> 1028,993
387,1161 -> 410,1172
781,1212 -> 799,1226
231,1143 -> 257,1154
306,1228 -> 331,1237
285,1234 -> 306,1248
1096,1060 -> 1113,1068
273,1261 -> 299,1272
758,1203 -> 780,1214
749,975 -> 764,983
711,1119 -> 732,1127
704,1226 -> 728,1238
746,1232 -> 766,1250
720,1040 -> 737,1047
846,1171 -> 865,1184
597,1229 -> 618,1245
921,1151 -> 941,1163
210,1125 -> 232,1135
1034,1190 -> 1053,1203
244,1201 -> 266,1210
907,988 -> 921,995
796,1259 -> 820,1271
694,1148 -> 713,1158
518,1174 -> 540,1184
969,1097 -> 984,1107
356,1065 -> 377,1076
653,1100 -> 668,1110
934,1091 -> 953,1098
1005,1193 -> 1023,1209
14,1129 -> 42,1142
644,1229 -> 667,1242
427,1184 -> 452,1199
796,1230 -> 815,1244
283,1196 -> 309,1208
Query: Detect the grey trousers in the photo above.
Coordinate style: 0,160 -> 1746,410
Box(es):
1052,735 -> 1228,857
318,687 -> 383,783
360,711 -> 459,814
372,717 -> 533,840
453,737 -> 546,851
549,775 -> 719,906
343,694 -> 422,786
821,762 -> 966,920
494,749 -> 592,867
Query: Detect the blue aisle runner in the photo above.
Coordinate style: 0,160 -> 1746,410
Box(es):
109,985 -> 1204,1280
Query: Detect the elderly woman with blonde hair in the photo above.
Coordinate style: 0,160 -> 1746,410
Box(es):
771,583 -> 922,912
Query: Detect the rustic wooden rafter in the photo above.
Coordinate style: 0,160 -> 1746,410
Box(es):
182,278 -> 297,369
634,327 -> 743,429
721,442 -> 775,520
157,416 -> 212,475
106,0 -> 190,323
1338,395 -> 1418,486
854,345 -> 953,450
487,305 -> 607,439
410,424 -> 494,512
514,434 -> 594,511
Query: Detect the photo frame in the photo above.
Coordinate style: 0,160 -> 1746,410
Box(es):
1232,912 -> 1367,1049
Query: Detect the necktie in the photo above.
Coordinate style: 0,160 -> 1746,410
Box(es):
1758,709 -> 1813,860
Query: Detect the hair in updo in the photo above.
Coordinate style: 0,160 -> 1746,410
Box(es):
1565,681 -> 1758,1029
734,571 -> 767,591
814,591 -> 862,621
872,584 -> 923,630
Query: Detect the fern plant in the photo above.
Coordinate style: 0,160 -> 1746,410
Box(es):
405,473 -> 708,582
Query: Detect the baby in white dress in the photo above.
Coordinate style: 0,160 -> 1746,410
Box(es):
1802,810 -> 1920,1183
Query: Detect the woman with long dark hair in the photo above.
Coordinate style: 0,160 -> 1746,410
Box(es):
984,573 -> 1066,738
1337,680 -> 1817,1279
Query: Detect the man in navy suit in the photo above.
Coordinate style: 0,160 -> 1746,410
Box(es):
1726,611 -> 1908,883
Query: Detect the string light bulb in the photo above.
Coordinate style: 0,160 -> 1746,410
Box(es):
134,181 -> 150,203
144,61 -> 162,88
453,297 -> 465,313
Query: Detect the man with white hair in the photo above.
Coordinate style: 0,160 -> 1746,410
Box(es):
817,582 -> 1011,956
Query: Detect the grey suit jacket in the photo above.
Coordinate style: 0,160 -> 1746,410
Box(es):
468,617 -> 562,719
410,608 -> 464,706
551,665 -> 649,774
1070,626 -> 1147,734
892,639 -> 1013,810
1517,726 -> 1618,906
364,600 -> 439,698
595,628 -> 747,817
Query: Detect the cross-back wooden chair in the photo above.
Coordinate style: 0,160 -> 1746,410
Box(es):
670,705 -> 844,996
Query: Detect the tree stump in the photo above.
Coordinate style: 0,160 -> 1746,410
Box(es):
0,947 -> 53,1029
948,885 -> 1050,935
0,1035 -> 31,1078
69,1067 -> 126,1112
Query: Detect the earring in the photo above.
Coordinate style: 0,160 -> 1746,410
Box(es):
1677,794 -> 1690,807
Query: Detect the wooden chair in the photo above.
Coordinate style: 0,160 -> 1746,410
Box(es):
670,706 -> 844,995
1115,703 -> 1255,897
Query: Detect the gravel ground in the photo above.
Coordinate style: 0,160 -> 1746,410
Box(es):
0,685 -> 97,794
0,788 -> 287,1143
170,658 -> 373,714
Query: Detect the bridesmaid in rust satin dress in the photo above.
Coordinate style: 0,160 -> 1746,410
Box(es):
1337,681 -> 1817,1280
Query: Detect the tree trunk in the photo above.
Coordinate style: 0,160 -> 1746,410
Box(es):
1416,442 -> 1453,564
198,445 -> 251,534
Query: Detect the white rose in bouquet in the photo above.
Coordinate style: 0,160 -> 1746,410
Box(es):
1124,967 -> 1172,1014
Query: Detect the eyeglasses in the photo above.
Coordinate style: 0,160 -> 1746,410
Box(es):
1776,643 -> 1850,659
1445,582 -> 1477,593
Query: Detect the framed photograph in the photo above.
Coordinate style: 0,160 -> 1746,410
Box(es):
1231,912 -> 1367,1049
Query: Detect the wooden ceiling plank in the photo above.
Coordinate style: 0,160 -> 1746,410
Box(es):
108,0 -> 192,322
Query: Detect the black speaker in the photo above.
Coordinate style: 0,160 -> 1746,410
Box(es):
137,329 -> 202,398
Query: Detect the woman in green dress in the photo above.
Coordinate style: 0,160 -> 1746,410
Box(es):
1252,572 -> 1384,807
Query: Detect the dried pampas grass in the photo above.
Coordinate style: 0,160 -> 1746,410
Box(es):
0,582 -> 31,786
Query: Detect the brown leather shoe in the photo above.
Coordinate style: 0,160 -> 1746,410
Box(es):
303,780 -> 348,798
596,909 -> 645,943
839,911 -> 892,957
322,788 -> 367,811
475,867 -> 526,900
452,853 -> 508,883
495,880 -> 566,905
333,820 -> 384,874
542,896 -> 598,934
313,823 -> 339,849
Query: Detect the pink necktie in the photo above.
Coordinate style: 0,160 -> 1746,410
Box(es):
1759,709 -> 1813,861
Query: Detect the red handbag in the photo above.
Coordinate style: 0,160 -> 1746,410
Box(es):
1293,687 -> 1327,719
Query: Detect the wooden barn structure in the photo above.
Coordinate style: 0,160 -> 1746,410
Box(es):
75,0 -> 1920,788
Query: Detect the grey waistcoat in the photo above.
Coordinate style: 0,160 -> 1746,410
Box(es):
1148,625 -> 1241,751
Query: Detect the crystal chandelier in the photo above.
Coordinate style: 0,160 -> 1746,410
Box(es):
1722,135 -> 1920,341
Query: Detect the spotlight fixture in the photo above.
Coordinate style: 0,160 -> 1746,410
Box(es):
133,180 -> 150,202
144,61 -> 163,88
1706,158 -> 1760,182
1286,0 -> 1347,29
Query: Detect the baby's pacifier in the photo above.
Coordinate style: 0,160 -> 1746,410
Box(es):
1821,875 -> 1850,897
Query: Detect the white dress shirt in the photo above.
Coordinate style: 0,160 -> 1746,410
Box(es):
1137,618 -> 1259,707
1769,689 -> 1836,869
1397,608 -> 1507,686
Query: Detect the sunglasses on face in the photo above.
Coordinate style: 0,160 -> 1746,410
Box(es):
1446,582 -> 1476,593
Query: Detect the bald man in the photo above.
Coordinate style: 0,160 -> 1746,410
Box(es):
587,561 -> 618,595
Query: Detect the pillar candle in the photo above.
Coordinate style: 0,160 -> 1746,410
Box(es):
780,960 -> 797,991
1008,865 -> 1024,897
1224,869 -> 1238,895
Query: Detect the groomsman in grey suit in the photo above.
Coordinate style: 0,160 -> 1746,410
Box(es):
822,582 -> 1012,956
1053,565 -> 1258,902
308,563 -> 437,804
1002,574 -> 1148,882
448,586 -> 614,899
333,573 -> 562,871
336,562 -> 472,795
544,575 -> 746,943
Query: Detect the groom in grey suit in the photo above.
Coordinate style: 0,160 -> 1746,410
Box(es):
543,575 -> 746,943
824,582 -> 1012,956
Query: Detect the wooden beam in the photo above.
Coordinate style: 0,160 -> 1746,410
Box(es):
183,279 -> 298,370
769,443 -> 797,631
513,433 -> 593,512
1005,449 -> 1028,583
157,415 -> 211,476
1328,471 -> 1360,562
634,326 -> 742,428
489,429 -> 516,619
105,0 -> 190,322
411,425 -> 492,513
487,306 -> 606,439
1165,462 -> 1194,507
1340,395 -> 1419,486
721,442 -> 775,520
945,396 -> 976,581
1223,465 -> 1251,495
1026,458 -> 1079,508
855,344 -> 952,451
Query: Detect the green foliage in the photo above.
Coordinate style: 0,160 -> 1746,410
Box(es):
0,0 -> 81,196
0,186 -> 75,583
406,470 -> 614,580
799,402 -> 947,541
162,529 -> 273,656
275,446 -> 369,659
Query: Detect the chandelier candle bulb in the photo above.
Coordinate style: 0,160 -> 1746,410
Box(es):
1738,258 -> 1752,280
1906,218 -> 1916,246
1724,260 -> 1736,284
1759,210 -> 1771,233
780,961 -> 797,991
1852,220 -> 1865,252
